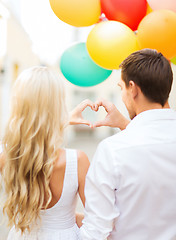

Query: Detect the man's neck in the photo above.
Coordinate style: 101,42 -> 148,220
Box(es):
136,102 -> 163,116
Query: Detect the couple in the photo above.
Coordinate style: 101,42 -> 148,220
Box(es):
0,49 -> 176,240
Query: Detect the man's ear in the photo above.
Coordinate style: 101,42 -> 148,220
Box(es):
129,80 -> 138,99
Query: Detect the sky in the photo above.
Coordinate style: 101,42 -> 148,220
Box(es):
19,0 -> 93,64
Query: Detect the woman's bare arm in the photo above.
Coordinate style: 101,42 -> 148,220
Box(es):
77,150 -> 90,207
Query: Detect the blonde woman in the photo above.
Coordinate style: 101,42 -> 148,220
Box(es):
0,66 -> 90,240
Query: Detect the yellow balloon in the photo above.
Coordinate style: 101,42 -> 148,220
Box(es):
49,0 -> 101,27
86,21 -> 139,70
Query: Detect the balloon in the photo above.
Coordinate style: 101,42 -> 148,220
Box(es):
60,43 -> 112,87
137,10 -> 176,59
100,0 -> 147,31
146,4 -> 153,15
49,0 -> 101,27
98,13 -> 108,23
171,57 -> 176,65
86,21 -> 139,70
147,0 -> 176,13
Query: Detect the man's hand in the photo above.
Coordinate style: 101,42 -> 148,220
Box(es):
69,99 -> 94,126
91,99 -> 130,130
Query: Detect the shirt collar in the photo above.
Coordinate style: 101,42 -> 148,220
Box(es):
126,109 -> 176,130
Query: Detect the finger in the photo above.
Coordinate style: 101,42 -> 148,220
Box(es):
92,120 -> 108,128
92,104 -> 99,112
93,99 -> 111,113
89,123 -> 94,129
78,119 -> 91,126
79,99 -> 94,111
93,99 -> 105,111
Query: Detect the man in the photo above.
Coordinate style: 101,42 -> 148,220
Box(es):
78,49 -> 176,239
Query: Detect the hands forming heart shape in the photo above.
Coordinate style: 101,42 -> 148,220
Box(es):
69,99 -> 129,130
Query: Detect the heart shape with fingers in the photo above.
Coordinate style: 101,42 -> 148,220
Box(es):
69,99 -> 129,130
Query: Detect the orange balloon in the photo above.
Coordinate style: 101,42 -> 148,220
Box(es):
137,10 -> 176,59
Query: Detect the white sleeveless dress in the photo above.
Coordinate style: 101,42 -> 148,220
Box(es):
7,149 -> 81,240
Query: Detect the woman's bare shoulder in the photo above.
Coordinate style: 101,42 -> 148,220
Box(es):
53,148 -> 66,171
77,150 -> 89,165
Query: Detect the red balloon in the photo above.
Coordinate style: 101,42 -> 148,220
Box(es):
101,0 -> 147,31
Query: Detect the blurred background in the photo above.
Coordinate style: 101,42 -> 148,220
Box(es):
0,0 -> 176,239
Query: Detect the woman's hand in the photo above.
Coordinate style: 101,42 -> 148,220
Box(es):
69,99 -> 94,126
69,98 -> 129,130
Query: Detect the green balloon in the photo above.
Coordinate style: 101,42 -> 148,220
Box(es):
60,42 -> 112,87
171,56 -> 176,65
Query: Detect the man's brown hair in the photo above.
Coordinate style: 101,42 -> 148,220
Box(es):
120,49 -> 173,106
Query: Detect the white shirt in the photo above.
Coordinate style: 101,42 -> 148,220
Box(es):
80,109 -> 176,240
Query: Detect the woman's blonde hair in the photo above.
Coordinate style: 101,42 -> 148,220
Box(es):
2,66 -> 68,233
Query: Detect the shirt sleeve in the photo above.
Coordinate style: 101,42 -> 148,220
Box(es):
80,140 -> 120,240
